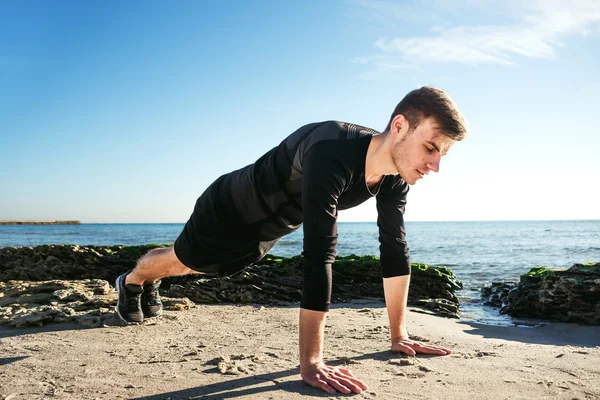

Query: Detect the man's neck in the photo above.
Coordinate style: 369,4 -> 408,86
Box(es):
365,132 -> 396,182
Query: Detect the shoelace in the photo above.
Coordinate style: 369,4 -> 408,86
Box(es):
126,291 -> 142,311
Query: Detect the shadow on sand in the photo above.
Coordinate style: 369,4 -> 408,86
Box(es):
0,356 -> 29,366
458,319 -> 600,347
130,350 -> 414,400
0,323 -> 90,340
0,313 -> 130,340
132,367 -> 318,400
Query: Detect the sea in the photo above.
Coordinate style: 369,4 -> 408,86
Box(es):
1,220 -> 599,326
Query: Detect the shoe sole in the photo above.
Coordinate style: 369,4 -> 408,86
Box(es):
143,310 -> 163,318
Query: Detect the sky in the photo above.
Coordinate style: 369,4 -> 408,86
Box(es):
1,0 -> 599,223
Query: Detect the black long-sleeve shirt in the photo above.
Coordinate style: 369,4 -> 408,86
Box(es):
226,121 -> 410,311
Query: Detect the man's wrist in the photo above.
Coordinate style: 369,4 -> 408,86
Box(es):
300,360 -> 324,373
391,328 -> 409,343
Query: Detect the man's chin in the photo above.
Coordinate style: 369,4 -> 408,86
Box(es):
397,169 -> 420,185
408,174 -> 424,185
402,176 -> 417,185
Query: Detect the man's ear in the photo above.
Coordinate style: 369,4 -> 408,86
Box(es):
391,114 -> 408,137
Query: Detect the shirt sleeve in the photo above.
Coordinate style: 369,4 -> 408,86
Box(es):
376,178 -> 411,277
300,141 -> 350,312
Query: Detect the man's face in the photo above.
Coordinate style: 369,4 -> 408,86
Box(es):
391,117 -> 456,185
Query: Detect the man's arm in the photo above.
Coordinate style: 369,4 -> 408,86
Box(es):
299,308 -> 326,368
383,275 -> 410,342
299,138 -> 368,394
383,275 -> 453,355
377,180 -> 451,355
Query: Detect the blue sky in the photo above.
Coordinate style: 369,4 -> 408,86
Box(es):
1,0 -> 599,223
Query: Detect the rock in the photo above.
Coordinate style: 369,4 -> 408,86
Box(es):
414,298 -> 460,319
0,244 -> 165,282
482,263 -> 600,325
165,254 -> 463,318
0,280 -> 115,327
162,297 -> 195,311
0,279 -> 194,328
0,245 -> 464,323
481,281 -> 518,307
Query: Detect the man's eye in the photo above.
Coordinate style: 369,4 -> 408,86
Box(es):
426,147 -> 433,153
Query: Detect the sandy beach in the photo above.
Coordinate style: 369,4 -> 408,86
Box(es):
1,301 -> 599,400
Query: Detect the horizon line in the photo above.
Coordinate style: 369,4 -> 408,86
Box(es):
68,218 -> 600,224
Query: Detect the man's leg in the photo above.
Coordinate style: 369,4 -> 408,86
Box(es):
115,246 -> 201,323
125,246 -> 201,286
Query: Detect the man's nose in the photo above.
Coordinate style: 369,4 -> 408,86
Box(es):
427,154 -> 440,173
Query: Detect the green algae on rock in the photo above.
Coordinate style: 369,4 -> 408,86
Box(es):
519,266 -> 559,283
0,245 -> 464,326
0,244 -> 167,282
482,262 -> 600,325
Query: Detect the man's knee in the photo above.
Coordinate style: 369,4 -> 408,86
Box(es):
148,246 -> 200,274
138,246 -> 176,266
147,246 -> 174,258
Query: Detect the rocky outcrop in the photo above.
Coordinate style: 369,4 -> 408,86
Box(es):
481,263 -> 600,325
0,279 -> 194,328
0,244 -> 161,282
0,245 -> 464,327
166,255 -> 463,318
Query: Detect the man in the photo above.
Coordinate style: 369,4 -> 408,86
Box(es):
115,86 -> 468,394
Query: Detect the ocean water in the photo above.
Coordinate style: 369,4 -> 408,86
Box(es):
2,220 -> 599,325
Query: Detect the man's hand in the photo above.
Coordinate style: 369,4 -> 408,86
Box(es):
300,308 -> 368,394
391,337 -> 452,356
301,362 -> 368,394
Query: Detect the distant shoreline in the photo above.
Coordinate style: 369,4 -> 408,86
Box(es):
1,220 -> 598,225
0,220 -> 80,225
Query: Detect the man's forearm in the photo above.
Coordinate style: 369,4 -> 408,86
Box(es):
299,308 -> 327,370
383,275 -> 411,341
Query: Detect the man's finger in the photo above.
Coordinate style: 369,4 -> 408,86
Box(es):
338,367 -> 357,378
323,377 -> 351,394
428,345 -> 452,354
332,374 -> 365,393
424,345 -> 452,354
416,346 -> 448,355
314,378 -> 336,394
334,367 -> 369,391
393,342 -> 417,356
411,342 -> 452,354
345,376 -> 369,390
399,340 -> 453,355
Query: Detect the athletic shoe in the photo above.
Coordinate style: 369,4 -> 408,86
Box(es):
115,271 -> 144,323
141,280 -> 163,318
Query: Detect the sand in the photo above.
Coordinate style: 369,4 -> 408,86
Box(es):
1,301 -> 599,400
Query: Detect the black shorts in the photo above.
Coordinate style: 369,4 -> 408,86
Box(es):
173,175 -> 280,277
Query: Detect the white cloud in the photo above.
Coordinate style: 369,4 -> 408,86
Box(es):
355,0 -> 600,70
